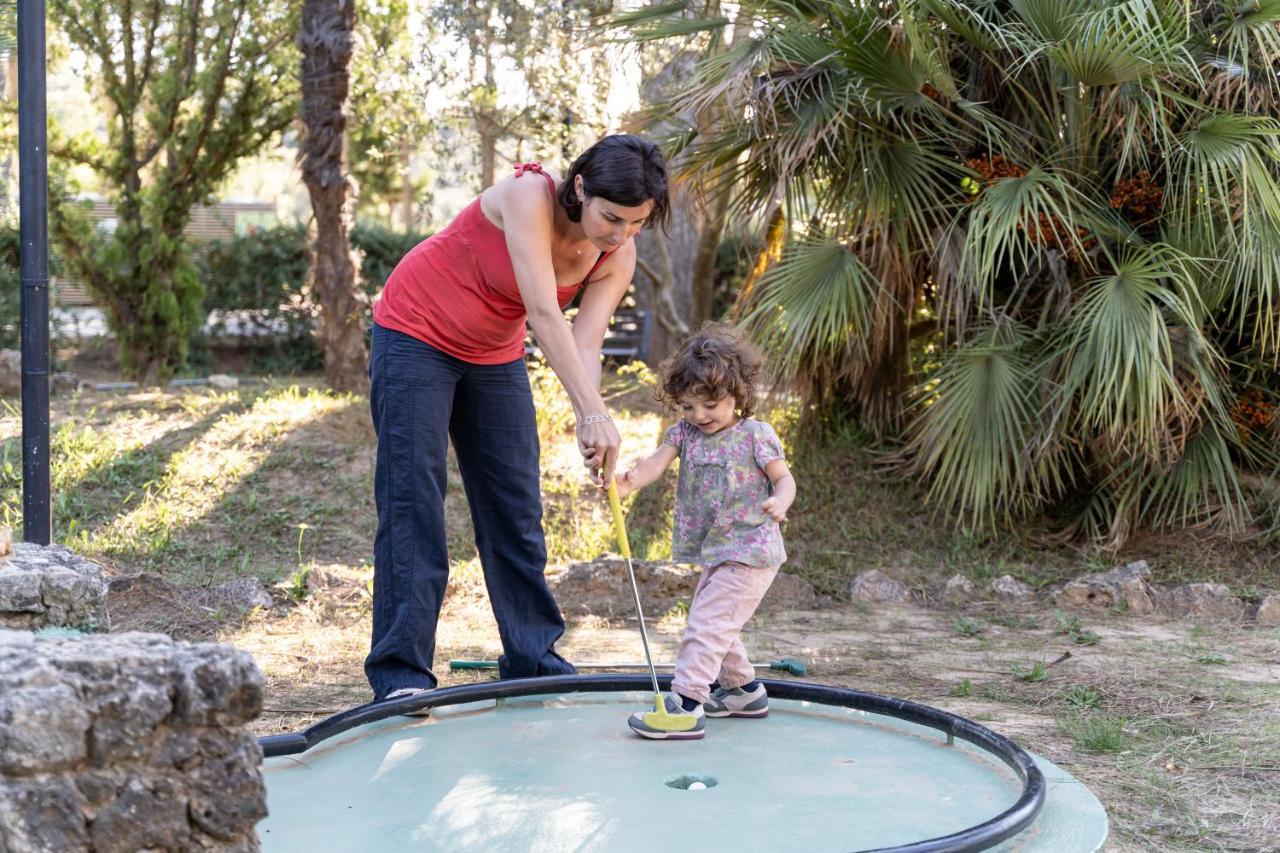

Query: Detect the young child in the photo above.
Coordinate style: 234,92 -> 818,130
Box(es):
613,324 -> 796,740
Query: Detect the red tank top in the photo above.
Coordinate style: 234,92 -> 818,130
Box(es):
372,163 -> 613,364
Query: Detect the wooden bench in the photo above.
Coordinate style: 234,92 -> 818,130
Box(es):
525,307 -> 652,363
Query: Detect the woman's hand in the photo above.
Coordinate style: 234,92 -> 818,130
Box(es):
577,415 -> 621,486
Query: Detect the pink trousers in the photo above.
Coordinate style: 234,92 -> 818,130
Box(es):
670,561 -> 780,704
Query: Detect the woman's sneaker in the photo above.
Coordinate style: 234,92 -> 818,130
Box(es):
385,687 -> 432,717
627,692 -> 705,740
704,683 -> 769,718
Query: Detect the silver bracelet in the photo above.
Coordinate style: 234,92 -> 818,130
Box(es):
578,413 -> 613,430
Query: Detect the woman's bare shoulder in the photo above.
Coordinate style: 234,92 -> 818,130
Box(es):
481,168 -> 560,230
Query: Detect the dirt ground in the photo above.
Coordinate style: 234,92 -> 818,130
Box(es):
10,366 -> 1276,852
114,563 -> 1275,853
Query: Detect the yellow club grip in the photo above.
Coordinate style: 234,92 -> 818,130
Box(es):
606,480 -> 631,559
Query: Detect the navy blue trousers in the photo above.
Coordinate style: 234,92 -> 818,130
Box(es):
364,324 -> 576,700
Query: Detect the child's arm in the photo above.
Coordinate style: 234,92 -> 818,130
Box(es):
761,459 -> 796,522
613,444 -> 679,499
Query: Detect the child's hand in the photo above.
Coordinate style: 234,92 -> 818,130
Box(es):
761,496 -> 788,523
611,468 -> 637,500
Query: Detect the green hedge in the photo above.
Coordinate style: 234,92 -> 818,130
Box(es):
198,223 -> 427,314
195,222 -> 428,370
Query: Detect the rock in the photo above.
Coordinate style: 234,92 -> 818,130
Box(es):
1156,583 -> 1246,619
0,349 -> 78,396
88,680 -> 173,766
186,739 -> 268,840
0,569 -> 43,614
174,650 -> 265,727
1252,595 -> 1280,626
0,543 -> 108,631
106,571 -> 174,596
0,685 -> 91,773
0,631 -> 266,850
0,778 -> 89,852
849,569 -> 910,603
90,778 -> 191,853
207,374 -> 239,390
941,574 -> 975,604
0,349 -> 20,396
210,577 -> 273,613
758,571 -> 818,611
990,575 -> 1034,602
1054,560 -> 1154,614
52,372 -> 80,394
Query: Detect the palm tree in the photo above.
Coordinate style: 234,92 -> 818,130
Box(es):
625,0 -> 1280,545
299,0 -> 368,394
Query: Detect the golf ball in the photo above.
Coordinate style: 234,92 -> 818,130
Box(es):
688,781 -> 707,790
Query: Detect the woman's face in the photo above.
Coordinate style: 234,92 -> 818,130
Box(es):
575,175 -> 654,252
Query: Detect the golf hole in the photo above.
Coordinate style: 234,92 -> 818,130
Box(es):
665,774 -> 717,791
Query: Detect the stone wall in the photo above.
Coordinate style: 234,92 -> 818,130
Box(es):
0,631 -> 266,852
0,542 -> 109,631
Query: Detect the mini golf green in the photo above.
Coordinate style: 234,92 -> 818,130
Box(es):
259,676 -> 1107,852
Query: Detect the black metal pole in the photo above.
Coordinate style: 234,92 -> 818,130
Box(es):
18,0 -> 51,545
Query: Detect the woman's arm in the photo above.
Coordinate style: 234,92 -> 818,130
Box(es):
614,444 -> 679,499
502,179 -> 621,483
571,242 -> 635,391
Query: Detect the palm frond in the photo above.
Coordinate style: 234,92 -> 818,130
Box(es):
1048,0 -> 1195,88
912,0 -> 1007,53
608,1 -> 730,42
1055,243 -> 1209,456
1139,418 -> 1248,532
741,235 -> 875,381
1008,0 -> 1092,45
1207,0 -> 1280,110
959,164 -> 1101,305
901,322 -> 1054,528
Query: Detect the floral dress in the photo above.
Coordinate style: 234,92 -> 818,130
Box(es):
663,417 -> 787,569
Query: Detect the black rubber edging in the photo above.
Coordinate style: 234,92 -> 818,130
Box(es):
259,674 -> 1045,853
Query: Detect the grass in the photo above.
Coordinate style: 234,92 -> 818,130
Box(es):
1063,684 -> 1103,710
7,365 -> 1274,605
1011,661 -> 1048,682
1057,712 -> 1130,753
1052,609 -> 1101,646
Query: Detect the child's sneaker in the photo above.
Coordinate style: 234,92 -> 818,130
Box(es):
704,683 -> 769,718
627,692 -> 705,740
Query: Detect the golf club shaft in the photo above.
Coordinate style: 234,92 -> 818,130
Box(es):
623,553 -> 661,697
608,482 -> 662,698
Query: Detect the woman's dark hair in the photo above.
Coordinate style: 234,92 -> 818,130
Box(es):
659,323 -> 764,418
557,134 -> 670,232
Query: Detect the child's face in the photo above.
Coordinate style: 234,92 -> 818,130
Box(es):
679,393 -> 738,434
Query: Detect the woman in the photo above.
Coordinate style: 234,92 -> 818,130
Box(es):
365,134 -> 670,703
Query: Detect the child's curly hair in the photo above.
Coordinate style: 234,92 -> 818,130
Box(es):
658,323 -> 764,418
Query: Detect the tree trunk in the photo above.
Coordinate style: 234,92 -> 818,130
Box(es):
400,140 -> 414,230
478,114 -> 497,190
687,7 -> 753,327
298,0 -> 368,395
689,191 -> 729,327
